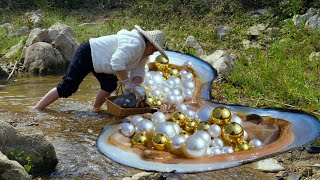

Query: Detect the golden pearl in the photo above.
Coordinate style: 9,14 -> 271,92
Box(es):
154,99 -> 162,106
145,97 -> 154,106
197,121 -> 211,131
131,132 -> 148,145
209,107 -> 232,125
152,134 -> 169,151
179,131 -> 190,139
184,119 -> 198,133
155,55 -> 169,64
168,68 -> 179,77
221,122 -> 244,146
235,141 -> 251,152
170,112 -> 186,126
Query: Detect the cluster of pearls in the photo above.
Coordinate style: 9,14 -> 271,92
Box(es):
118,55 -> 263,159
142,55 -> 196,107
119,106 -> 263,158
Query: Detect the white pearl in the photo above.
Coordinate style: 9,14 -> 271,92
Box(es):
184,109 -> 196,119
120,123 -> 135,137
182,72 -> 193,80
145,72 -> 151,79
194,130 -> 211,146
152,73 -> 165,84
183,135 -> 207,158
182,80 -> 195,90
211,147 -> 222,155
131,115 -> 144,126
145,64 -> 149,72
208,124 -> 221,138
172,77 -> 182,87
221,146 -> 234,154
166,94 -> 177,105
231,115 -> 243,125
175,95 -> 184,104
167,122 -> 181,134
135,119 -> 154,133
162,86 -> 172,96
176,103 -> 188,112
180,69 -> 188,76
170,134 -> 186,151
155,122 -> 176,138
172,88 -> 181,96
182,88 -> 193,98
211,138 -> 224,148
150,89 -> 162,98
151,112 -> 166,125
243,130 -> 248,141
206,147 -> 213,155
184,61 -> 193,67
249,139 -> 263,148
166,78 -> 175,87
196,106 -> 214,122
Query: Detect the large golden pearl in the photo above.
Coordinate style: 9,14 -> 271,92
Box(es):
197,121 -> 211,131
168,68 -> 179,77
209,107 -> 232,125
235,141 -> 250,152
131,132 -> 148,145
221,122 -> 244,146
184,119 -> 198,133
170,112 -> 186,126
155,55 -> 169,64
179,131 -> 190,139
152,134 -> 169,151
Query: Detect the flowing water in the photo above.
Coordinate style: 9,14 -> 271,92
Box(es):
0,75 -> 140,179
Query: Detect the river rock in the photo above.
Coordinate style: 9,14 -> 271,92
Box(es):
293,8 -> 318,28
7,26 -> 30,38
22,42 -> 66,75
0,23 -> 13,30
181,35 -> 204,58
216,26 -> 230,38
202,50 -> 235,75
48,23 -> 79,63
248,24 -> 266,36
306,14 -> 320,30
3,40 -> 24,59
0,66 -> 8,79
25,28 -> 50,47
253,158 -> 285,172
0,122 -> 58,175
0,151 -> 30,180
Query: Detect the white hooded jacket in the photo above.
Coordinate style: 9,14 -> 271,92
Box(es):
89,29 -> 146,80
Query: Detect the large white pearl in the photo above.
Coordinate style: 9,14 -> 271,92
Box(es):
131,115 -> 144,126
184,109 -> 196,119
151,112 -> 166,125
167,122 -> 181,134
196,106 -> 214,122
170,134 -> 186,152
206,147 -> 213,155
211,138 -> 224,148
194,130 -> 211,146
183,135 -> 207,158
249,139 -> 263,148
155,122 -> 176,138
152,73 -> 165,84
208,124 -> 221,138
120,123 -> 135,137
176,103 -> 188,112
243,130 -> 248,141
135,119 -> 154,133
221,146 -> 234,154
211,147 -> 222,155
231,115 -> 243,125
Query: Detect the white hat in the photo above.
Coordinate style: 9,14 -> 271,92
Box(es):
134,25 -> 169,60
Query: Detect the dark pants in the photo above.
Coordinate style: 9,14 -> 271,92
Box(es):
56,41 -> 118,98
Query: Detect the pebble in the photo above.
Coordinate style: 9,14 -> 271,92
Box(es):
253,158 -> 285,172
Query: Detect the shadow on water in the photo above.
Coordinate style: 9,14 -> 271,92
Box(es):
0,75 -> 139,179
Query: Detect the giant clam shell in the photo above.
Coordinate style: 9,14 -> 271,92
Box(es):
97,51 -> 320,172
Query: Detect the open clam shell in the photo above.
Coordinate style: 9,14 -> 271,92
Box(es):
97,51 -> 320,172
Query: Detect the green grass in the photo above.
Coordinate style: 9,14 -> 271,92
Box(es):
0,1 -> 319,117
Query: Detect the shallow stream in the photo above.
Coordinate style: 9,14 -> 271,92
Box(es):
0,75 -> 140,179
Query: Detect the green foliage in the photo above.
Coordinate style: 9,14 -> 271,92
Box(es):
8,151 -> 32,174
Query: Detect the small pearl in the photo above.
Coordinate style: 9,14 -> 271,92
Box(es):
243,130 -> 248,141
211,138 -> 224,148
249,139 -> 263,148
176,103 -> 188,112
120,123 -> 135,137
208,124 -> 221,138
184,109 -> 196,119
231,115 -> 243,125
221,146 -> 234,154
211,147 -> 222,155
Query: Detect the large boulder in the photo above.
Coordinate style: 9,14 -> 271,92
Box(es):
48,22 -> 79,64
306,14 -> 320,30
0,122 -> 58,175
25,28 -> 50,47
22,42 -> 66,75
0,151 -> 30,180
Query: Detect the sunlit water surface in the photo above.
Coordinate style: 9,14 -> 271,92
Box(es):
0,75 -> 138,179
